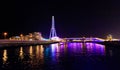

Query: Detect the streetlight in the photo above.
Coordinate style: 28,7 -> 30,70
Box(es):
20,34 -> 24,40
20,34 -> 23,37
3,32 -> 8,39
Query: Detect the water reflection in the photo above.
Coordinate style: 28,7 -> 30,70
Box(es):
40,45 -> 44,60
86,43 -> 105,55
19,47 -> 24,59
67,43 -> 105,56
36,45 -> 44,62
36,45 -> 39,59
51,44 -> 59,53
51,44 -> 60,61
29,46 -> 33,59
2,49 -> 8,64
0,43 -> 107,70
62,43 -> 68,54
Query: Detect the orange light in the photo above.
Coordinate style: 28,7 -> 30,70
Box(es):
4,32 -> 7,36
3,32 -> 8,39
20,34 -> 23,37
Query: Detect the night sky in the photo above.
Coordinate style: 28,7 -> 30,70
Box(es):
1,0 -> 120,38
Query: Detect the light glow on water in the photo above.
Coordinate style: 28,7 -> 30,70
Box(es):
29,46 -> 33,59
19,47 -> 24,59
40,45 -> 44,59
3,49 -> 8,64
66,43 -> 105,55
51,44 -> 60,61
0,42 -> 108,70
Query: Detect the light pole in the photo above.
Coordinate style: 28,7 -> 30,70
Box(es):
3,32 -> 8,39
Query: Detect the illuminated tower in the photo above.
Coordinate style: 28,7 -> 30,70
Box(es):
49,16 -> 57,39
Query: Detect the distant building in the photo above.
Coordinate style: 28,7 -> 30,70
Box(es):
9,32 -> 43,41
106,34 -> 113,41
9,36 -> 21,40
33,32 -> 43,40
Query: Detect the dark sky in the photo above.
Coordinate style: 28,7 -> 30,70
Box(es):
1,0 -> 120,38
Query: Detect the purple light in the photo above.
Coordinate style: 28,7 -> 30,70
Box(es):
67,43 -> 105,55
50,42 -> 105,58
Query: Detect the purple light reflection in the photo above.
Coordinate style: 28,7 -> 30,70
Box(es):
67,43 -> 105,56
50,44 -> 60,61
86,43 -> 105,55
51,44 -> 59,54
50,42 -> 105,59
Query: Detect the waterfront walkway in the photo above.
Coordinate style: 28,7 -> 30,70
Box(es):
0,39 -> 120,47
0,39 -> 59,47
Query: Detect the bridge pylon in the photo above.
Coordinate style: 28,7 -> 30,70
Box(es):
49,16 -> 57,39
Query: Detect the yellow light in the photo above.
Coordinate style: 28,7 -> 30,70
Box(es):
29,46 -> 33,59
40,45 -> 44,59
20,34 -> 23,37
3,32 -> 8,39
19,47 -> 24,59
3,49 -> 8,64
30,46 -> 33,54
36,45 -> 39,58
72,40 -> 81,41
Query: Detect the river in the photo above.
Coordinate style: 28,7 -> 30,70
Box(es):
0,43 -> 120,70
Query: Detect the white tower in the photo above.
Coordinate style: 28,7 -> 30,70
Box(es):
49,16 -> 57,39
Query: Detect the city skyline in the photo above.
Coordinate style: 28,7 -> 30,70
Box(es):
1,0 -> 120,38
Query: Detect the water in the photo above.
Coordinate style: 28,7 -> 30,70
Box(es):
0,43 -> 120,70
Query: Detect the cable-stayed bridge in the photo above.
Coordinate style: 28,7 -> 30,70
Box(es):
0,16 -> 120,47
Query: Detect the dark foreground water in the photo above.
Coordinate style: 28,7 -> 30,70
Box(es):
0,43 -> 120,70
